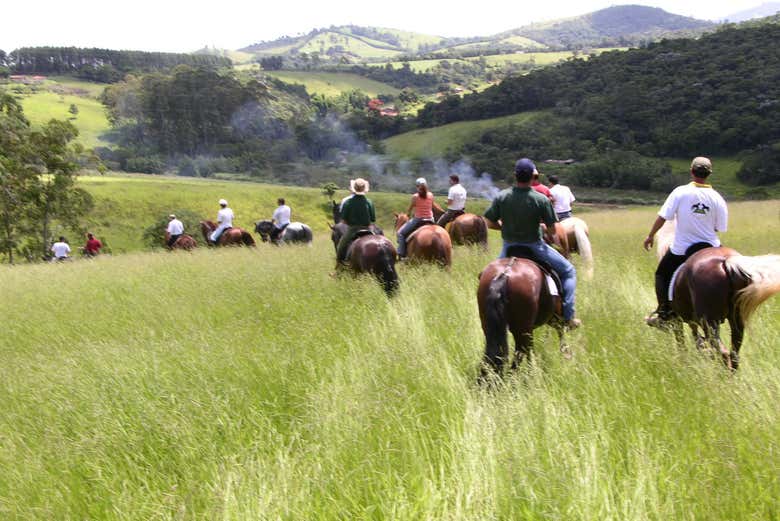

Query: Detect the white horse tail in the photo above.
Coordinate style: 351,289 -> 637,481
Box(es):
656,219 -> 676,260
726,254 -> 780,323
571,218 -> 593,279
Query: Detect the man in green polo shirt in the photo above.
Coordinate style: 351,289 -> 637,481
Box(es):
335,178 -> 376,266
484,158 -> 581,329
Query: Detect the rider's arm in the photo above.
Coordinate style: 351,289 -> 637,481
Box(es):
406,196 -> 414,217
643,216 -> 667,250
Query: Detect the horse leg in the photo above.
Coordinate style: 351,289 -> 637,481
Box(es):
702,320 -> 732,370
728,309 -> 744,371
510,328 -> 533,370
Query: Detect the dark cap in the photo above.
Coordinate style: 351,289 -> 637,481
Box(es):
515,158 -> 536,175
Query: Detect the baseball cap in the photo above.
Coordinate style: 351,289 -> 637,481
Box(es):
415,177 -> 427,186
690,157 -> 712,176
514,158 -> 536,175
218,199 -> 228,206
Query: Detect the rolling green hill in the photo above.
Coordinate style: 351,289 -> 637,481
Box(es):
263,70 -> 399,97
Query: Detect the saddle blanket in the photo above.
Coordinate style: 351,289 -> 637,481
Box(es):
546,275 -> 559,296
668,264 -> 685,301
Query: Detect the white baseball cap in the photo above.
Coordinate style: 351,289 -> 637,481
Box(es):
218,199 -> 228,206
415,177 -> 427,186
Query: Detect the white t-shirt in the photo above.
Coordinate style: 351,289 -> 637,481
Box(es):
272,205 -> 291,228
51,242 -> 71,258
659,182 -> 728,255
447,183 -> 467,211
217,208 -> 234,227
550,184 -> 575,213
167,219 -> 184,235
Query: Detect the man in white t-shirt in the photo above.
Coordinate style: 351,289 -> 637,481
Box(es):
436,174 -> 468,228
166,214 -> 185,248
643,157 -> 728,327
548,175 -> 576,220
270,198 -> 291,243
51,236 -> 71,261
210,199 -> 234,244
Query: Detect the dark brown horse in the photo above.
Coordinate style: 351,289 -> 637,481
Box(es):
477,256 -> 569,376
200,221 -> 256,247
331,224 -> 399,296
666,247 -> 780,369
447,213 -> 488,247
166,233 -> 197,250
394,213 -> 452,267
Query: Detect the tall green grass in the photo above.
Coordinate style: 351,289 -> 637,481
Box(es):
1,201 -> 778,519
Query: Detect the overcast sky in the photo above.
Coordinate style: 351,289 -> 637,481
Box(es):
0,1 -> 767,53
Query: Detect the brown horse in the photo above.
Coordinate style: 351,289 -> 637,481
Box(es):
330,224 -> 399,295
200,221 -> 256,247
166,233 -> 197,250
558,217 -> 594,279
394,213 -> 452,267
666,247 -> 780,370
447,213 -> 488,247
478,256 -> 569,376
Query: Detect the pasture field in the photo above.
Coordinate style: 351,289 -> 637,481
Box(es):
0,199 -> 778,519
262,71 -> 400,97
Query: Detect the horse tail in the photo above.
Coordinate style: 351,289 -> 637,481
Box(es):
304,225 -> 313,244
475,216 -> 488,247
378,245 -> 399,296
726,255 -> 780,323
484,273 -> 509,362
572,219 -> 593,279
242,231 -> 257,247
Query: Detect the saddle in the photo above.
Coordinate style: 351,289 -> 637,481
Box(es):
667,242 -> 715,300
344,228 -> 376,260
504,244 -> 563,297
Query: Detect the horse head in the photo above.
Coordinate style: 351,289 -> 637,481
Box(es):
332,201 -> 341,224
331,222 -> 348,252
394,212 -> 408,232
254,220 -> 273,242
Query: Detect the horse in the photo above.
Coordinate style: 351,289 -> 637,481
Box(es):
254,220 -> 313,245
166,233 -> 197,250
393,213 -> 452,267
558,217 -> 594,279
663,247 -> 780,370
330,223 -> 399,296
199,221 -> 256,247
447,213 -> 488,247
477,255 -> 569,376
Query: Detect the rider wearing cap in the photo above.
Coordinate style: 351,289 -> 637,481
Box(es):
397,177 -> 440,259
643,156 -> 728,327
210,199 -> 234,244
484,158 -> 581,329
166,214 -> 184,248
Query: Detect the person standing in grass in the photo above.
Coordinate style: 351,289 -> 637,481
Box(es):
548,175 -> 576,220
436,174 -> 467,228
270,198 -> 291,243
166,214 -> 184,248
51,236 -> 71,261
83,233 -> 103,257
643,156 -> 728,328
335,178 -> 375,269
484,158 -> 581,329
209,199 -> 234,244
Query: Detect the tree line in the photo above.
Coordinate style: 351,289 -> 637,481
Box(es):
4,47 -> 231,82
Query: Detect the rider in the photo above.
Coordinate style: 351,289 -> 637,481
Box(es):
531,170 -> 553,201
51,236 -> 71,261
436,174 -> 467,228
210,199 -> 234,244
397,177 -> 440,259
83,233 -> 103,257
166,214 -> 184,248
643,156 -> 728,328
484,158 -> 581,329
548,175 -> 576,220
270,198 -> 291,243
335,178 -> 376,267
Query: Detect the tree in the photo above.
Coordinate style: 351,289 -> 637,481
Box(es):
68,103 -> 79,118
321,182 -> 338,200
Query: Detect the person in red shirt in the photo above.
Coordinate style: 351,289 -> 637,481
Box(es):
84,233 -> 103,257
531,170 -> 553,201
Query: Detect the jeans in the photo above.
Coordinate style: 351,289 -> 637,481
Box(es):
556,211 -> 572,220
397,218 -> 433,257
500,240 -> 577,321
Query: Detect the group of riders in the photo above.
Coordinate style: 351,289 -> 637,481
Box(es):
334,155 -> 728,333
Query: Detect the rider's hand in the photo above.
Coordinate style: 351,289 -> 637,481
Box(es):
643,235 -> 654,251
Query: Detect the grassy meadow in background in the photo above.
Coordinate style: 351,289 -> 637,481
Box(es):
1,172 -> 779,519
263,71 -> 400,98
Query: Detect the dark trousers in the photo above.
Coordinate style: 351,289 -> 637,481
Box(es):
336,225 -> 368,263
436,209 -> 464,228
270,223 -> 289,242
167,234 -> 181,248
655,242 -> 713,307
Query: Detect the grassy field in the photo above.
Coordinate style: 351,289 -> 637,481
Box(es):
384,112 -> 543,159
2,77 -> 112,149
263,71 -> 400,97
1,192 -> 778,518
296,32 -> 403,60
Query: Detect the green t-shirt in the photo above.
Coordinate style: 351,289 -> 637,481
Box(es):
340,195 -> 375,227
484,186 -> 557,243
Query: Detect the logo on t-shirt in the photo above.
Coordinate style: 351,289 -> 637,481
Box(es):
691,202 -> 710,215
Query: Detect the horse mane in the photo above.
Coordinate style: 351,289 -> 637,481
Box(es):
727,254 -> 780,323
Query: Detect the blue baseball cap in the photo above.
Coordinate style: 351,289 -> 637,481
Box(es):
514,158 -> 536,174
